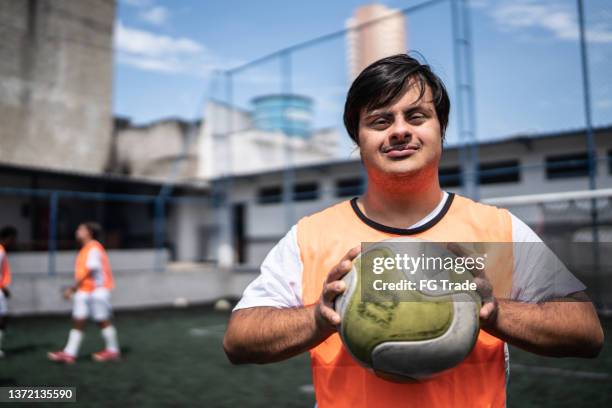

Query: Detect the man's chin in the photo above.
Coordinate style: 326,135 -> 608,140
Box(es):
381,162 -> 424,177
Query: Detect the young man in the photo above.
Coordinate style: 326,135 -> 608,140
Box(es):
0,226 -> 17,358
223,54 -> 604,407
48,222 -> 120,364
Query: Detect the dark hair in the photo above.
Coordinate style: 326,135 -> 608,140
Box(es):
81,222 -> 102,240
343,53 -> 450,146
0,226 -> 17,240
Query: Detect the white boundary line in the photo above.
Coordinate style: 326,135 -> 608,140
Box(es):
511,363 -> 611,380
484,188 -> 612,206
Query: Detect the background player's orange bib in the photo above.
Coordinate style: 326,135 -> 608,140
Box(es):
0,244 -> 11,289
75,241 -> 114,293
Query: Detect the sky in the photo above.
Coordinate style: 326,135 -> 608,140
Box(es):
114,0 -> 612,156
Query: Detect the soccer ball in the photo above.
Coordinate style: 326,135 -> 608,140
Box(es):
334,237 -> 481,382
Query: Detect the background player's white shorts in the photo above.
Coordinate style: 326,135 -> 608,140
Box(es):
0,289 -> 7,316
72,288 -> 112,321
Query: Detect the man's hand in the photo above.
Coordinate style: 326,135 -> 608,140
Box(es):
447,242 -> 603,357
446,243 -> 497,327
314,246 -> 361,334
62,286 -> 76,300
224,245 -> 361,365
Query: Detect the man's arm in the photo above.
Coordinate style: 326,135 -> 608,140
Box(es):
481,292 -> 604,358
223,246 -> 360,364
224,305 -> 330,364
449,238 -> 604,359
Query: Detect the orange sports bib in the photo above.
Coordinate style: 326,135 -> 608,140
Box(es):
297,194 -> 512,408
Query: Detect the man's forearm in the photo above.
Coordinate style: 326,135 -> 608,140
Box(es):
484,298 -> 604,358
223,305 -> 333,364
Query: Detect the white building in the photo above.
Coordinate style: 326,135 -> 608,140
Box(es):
197,100 -> 340,179
346,4 -> 408,81
209,126 -> 612,268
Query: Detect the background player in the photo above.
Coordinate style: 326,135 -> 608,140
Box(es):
48,222 -> 121,364
0,226 -> 16,358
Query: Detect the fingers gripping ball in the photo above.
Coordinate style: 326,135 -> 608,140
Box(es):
334,237 -> 481,382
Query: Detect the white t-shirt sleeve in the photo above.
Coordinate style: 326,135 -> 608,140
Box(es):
510,213 -> 586,302
233,224 -> 304,311
86,248 -> 103,272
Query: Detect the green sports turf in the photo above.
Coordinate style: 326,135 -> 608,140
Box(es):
0,306 -> 610,407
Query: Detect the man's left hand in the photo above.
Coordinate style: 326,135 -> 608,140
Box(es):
446,242 -> 498,328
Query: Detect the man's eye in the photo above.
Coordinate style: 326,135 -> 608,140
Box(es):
410,114 -> 426,122
371,119 -> 388,126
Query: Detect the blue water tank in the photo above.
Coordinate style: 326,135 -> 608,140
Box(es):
252,94 -> 313,138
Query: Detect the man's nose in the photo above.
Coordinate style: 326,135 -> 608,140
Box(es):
389,117 -> 411,143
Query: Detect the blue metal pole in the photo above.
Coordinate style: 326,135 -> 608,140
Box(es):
48,192 -> 58,276
281,51 -> 295,230
221,71 -> 235,267
577,0 -> 596,190
461,0 -> 480,201
153,196 -> 165,272
576,0 -> 600,278
451,0 -> 472,198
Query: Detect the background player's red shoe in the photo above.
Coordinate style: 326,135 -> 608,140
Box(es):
92,349 -> 121,362
47,351 -> 76,364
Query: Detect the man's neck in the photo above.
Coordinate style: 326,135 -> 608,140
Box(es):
359,178 -> 444,229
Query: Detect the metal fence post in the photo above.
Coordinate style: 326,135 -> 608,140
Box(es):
281,51 -> 295,231
153,196 -> 166,272
48,191 -> 58,276
451,0 -> 479,200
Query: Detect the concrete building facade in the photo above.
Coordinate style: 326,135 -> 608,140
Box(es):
346,4 -> 407,81
108,117 -> 202,182
0,0 -> 115,174
216,127 -> 612,268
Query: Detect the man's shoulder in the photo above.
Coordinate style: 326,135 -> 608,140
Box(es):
295,199 -> 355,246
297,199 -> 353,226
452,193 -> 510,217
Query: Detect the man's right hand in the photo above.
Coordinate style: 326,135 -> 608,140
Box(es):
224,245 -> 361,365
314,245 -> 361,335
62,286 -> 76,300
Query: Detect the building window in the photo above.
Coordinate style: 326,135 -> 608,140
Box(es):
478,160 -> 520,184
607,150 -> 612,174
293,182 -> 319,201
546,153 -> 590,180
439,166 -> 462,188
257,186 -> 282,204
336,177 -> 364,197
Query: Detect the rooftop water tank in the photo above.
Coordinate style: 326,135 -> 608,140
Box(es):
252,94 -> 313,138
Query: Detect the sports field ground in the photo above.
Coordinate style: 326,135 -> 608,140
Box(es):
1,306 -> 610,407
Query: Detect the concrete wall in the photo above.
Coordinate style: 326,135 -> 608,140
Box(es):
0,0 -> 115,173
167,200 -> 216,262
9,248 -> 168,274
110,118 -> 200,182
7,267 -> 258,316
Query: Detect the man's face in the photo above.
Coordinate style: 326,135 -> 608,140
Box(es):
75,225 -> 90,244
357,80 -> 442,182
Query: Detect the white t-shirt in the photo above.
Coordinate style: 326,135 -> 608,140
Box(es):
85,247 -> 104,287
234,192 -> 586,311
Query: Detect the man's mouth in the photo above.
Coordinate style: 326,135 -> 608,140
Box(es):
381,143 -> 420,158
